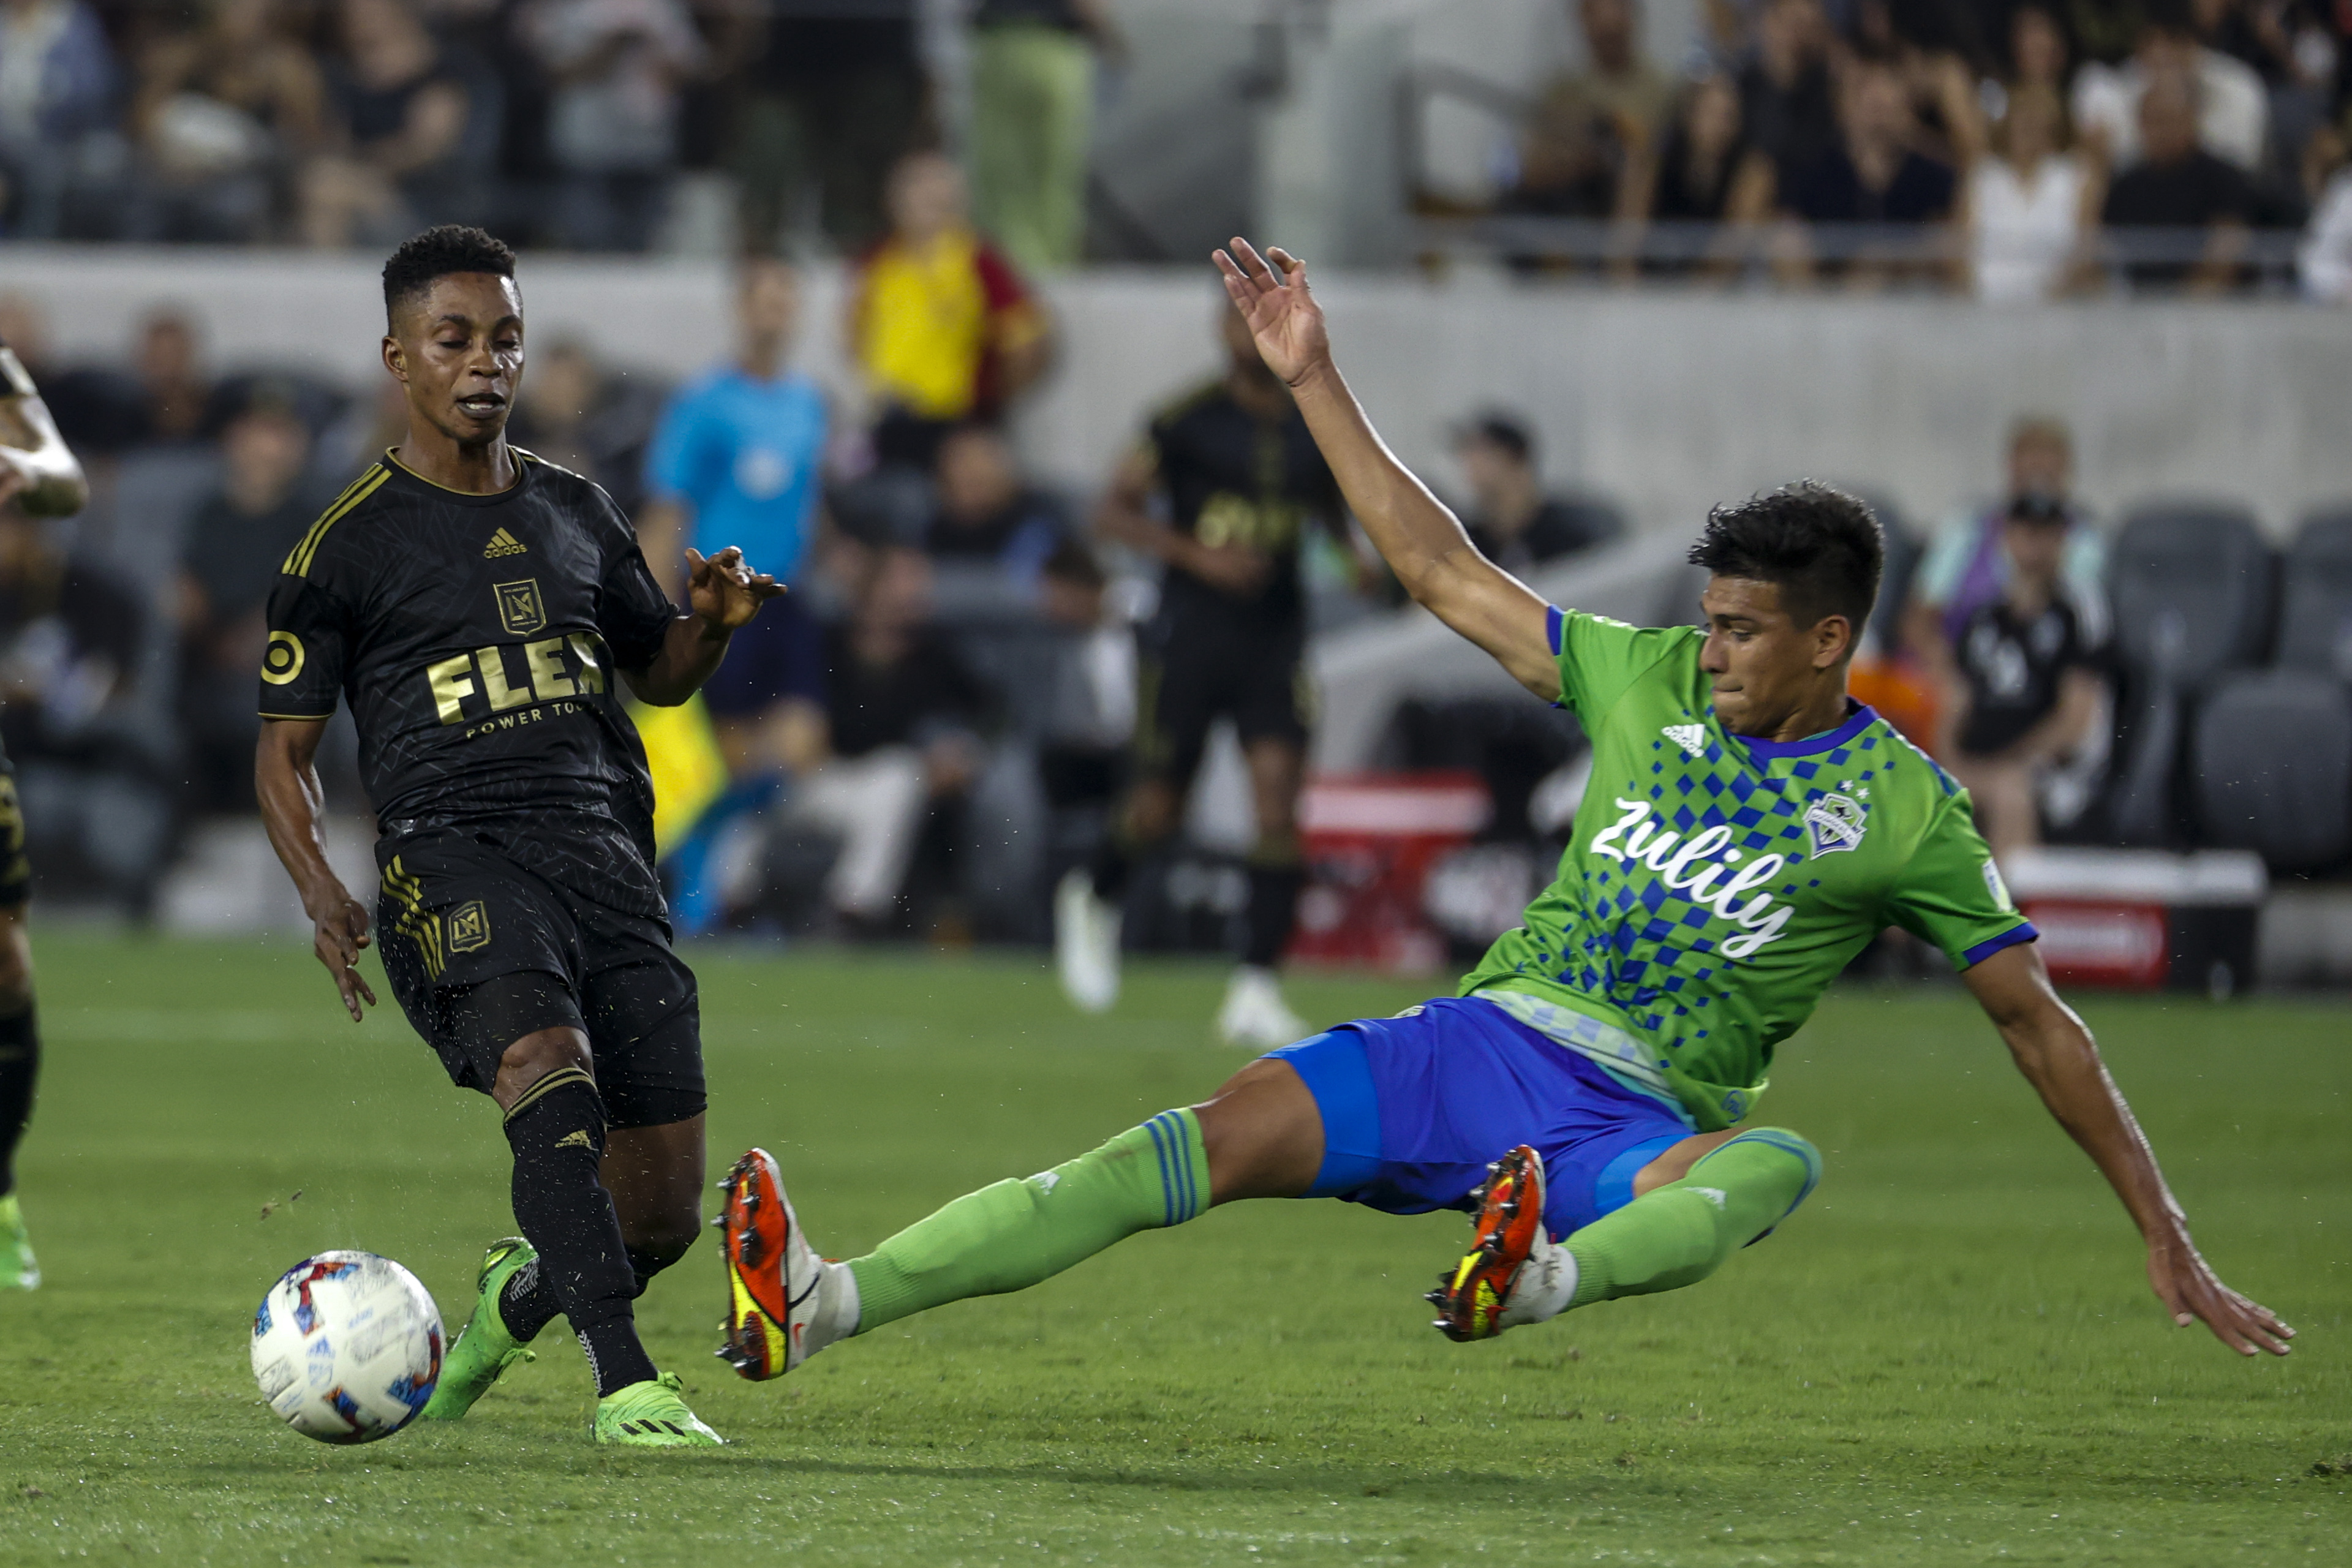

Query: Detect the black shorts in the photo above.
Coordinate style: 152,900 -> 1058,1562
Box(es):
0,741 -> 26,909
1133,613 -> 1312,787
375,824 -> 704,1128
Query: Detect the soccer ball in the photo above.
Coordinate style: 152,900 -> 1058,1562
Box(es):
250,1251 -> 444,1444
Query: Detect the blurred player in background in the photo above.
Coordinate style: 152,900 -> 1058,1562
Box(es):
638,255 -> 830,933
1057,302 -> 1348,1046
712,239 -> 2288,1383
255,227 -> 782,1444
0,325 -> 90,1291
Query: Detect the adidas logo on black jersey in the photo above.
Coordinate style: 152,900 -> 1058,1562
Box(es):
484,529 -> 527,559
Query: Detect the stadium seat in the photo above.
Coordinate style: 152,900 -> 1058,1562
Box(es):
2191,669 -> 2352,871
2103,502 -> 2276,845
2108,502 -> 2275,678
1839,489 -> 1917,657
2274,507 -> 2352,679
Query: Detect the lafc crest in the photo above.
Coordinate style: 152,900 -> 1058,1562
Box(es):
447,899 -> 492,953
1804,792 -> 1868,856
494,579 -> 545,636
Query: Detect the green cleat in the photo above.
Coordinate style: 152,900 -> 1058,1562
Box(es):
0,1194 -> 37,1291
421,1236 -> 538,1420
593,1372 -> 723,1447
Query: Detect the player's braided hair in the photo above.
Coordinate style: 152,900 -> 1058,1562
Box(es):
382,225 -> 518,323
1687,482 -> 1883,638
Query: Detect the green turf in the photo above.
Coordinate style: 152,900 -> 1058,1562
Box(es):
1,933 -> 2345,1566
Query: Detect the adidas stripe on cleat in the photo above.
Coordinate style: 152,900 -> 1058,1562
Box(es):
715,1147 -> 842,1380
592,1372 -> 722,1447
1429,1145 -> 1550,1343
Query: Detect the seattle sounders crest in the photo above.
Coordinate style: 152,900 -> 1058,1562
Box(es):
1803,793 -> 1868,856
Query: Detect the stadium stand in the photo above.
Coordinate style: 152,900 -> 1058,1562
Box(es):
2104,502 -> 2275,846
2275,508 -> 2352,680
2192,669 -> 2352,873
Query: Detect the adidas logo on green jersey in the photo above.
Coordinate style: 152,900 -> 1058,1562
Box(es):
1662,723 -> 1708,758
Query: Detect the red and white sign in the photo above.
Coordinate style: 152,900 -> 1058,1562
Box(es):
2019,899 -> 2169,988
1291,771 -> 1490,974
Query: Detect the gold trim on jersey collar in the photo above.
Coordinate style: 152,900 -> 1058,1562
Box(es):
383,445 -> 527,499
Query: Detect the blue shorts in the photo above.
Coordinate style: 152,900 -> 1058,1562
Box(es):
701,590 -> 826,717
1267,995 -> 1694,1239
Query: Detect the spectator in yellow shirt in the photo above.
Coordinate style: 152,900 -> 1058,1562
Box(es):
848,151 -> 1050,470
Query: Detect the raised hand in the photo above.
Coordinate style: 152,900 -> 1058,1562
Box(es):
1213,238 -> 1330,390
686,545 -> 786,634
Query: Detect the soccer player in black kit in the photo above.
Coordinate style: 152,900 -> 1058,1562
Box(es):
255,228 -> 782,1446
0,326 -> 92,1291
1058,302 -> 1349,1046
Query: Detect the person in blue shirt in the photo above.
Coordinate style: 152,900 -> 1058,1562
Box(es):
642,255 -> 832,931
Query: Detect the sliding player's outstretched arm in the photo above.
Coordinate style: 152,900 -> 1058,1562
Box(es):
1214,239 -> 1558,701
1962,942 -> 2291,1356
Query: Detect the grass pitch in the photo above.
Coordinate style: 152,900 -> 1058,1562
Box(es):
0,932 -> 2345,1566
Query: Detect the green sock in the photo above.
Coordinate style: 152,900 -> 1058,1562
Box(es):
848,1109 -> 1209,1333
1564,1128 -> 1820,1308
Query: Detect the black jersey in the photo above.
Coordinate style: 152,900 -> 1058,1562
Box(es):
258,448 -> 677,849
1955,591 -> 2104,758
1145,379 -> 1342,633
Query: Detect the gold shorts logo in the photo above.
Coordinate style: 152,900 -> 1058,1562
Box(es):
447,899 -> 492,954
261,631 -> 306,685
494,579 -> 546,636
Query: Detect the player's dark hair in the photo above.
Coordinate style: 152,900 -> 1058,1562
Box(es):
1457,410 -> 1534,464
382,225 -> 518,323
1688,482 -> 1882,637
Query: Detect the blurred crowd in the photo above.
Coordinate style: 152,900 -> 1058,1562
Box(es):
0,226 -> 2306,951
1479,0 -> 2352,295
0,198 -> 1636,932
9,1 -> 2352,295
0,0 -> 1117,269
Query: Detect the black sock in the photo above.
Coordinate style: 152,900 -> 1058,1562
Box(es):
1088,836 -> 1131,903
1243,864 -> 1305,969
495,1254 -> 563,1343
0,1005 -> 36,1199
496,1230 -> 677,1351
503,1072 -> 658,1397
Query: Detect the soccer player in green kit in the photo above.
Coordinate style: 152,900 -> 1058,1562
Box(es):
710,238 -> 2291,1377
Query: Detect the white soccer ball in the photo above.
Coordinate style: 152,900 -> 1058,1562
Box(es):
250,1251 -> 444,1444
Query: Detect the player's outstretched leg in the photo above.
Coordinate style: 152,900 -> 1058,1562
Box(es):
1433,1128 -> 1820,1339
718,1105 -> 1223,1378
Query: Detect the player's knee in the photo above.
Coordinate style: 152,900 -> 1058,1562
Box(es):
1719,1126 -> 1822,1208
493,1028 -> 595,1109
624,1208 -> 702,1273
1125,794 -> 1176,845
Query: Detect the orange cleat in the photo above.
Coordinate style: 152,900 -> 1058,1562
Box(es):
715,1147 -> 826,1381
1427,1145 -> 1548,1342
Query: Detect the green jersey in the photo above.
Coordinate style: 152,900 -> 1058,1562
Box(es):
1460,608 -> 2034,1130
